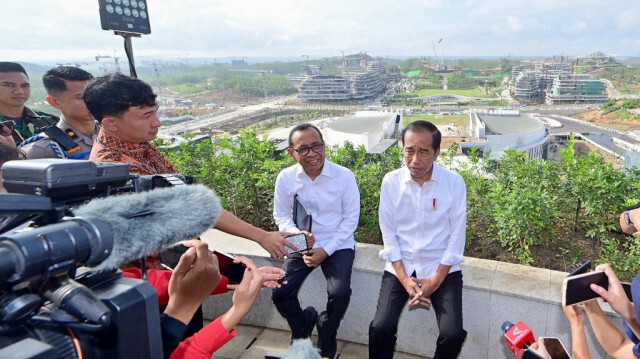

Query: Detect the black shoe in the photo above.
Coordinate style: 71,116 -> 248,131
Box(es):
300,306 -> 318,339
316,311 -> 337,359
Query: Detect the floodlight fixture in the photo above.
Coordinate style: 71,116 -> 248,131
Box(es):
98,0 -> 150,35
97,0 -> 150,78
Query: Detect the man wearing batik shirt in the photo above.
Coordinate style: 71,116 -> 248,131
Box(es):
369,120 -> 467,359
84,73 -> 295,258
83,73 -> 295,357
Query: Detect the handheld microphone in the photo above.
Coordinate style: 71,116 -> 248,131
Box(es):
74,184 -> 221,270
502,320 -> 535,358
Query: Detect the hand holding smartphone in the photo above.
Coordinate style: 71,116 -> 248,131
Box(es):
214,250 -> 247,285
284,233 -> 311,254
563,271 -> 608,306
564,261 -> 633,305
521,337 -> 570,359
542,337 -> 571,359
567,260 -> 591,277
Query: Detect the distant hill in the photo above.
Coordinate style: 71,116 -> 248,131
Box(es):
17,62 -> 54,76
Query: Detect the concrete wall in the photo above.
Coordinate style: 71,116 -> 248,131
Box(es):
201,230 -> 622,358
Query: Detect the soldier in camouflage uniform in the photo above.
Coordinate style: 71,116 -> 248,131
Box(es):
0,62 -> 58,145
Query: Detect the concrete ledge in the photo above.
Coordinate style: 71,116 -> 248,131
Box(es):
200,229 -> 622,358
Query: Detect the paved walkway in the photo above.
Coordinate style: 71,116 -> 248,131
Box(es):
212,323 -> 427,359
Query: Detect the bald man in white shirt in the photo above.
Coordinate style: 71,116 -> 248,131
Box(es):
271,123 -> 360,359
369,120 -> 467,359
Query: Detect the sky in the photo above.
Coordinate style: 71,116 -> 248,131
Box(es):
3,0 -> 640,64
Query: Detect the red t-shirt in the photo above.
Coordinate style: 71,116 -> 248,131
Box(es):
121,268 -> 229,307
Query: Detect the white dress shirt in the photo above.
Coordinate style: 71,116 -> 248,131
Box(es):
273,159 -> 360,256
378,163 -> 466,279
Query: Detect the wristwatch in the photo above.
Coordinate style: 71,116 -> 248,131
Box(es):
624,211 -> 634,226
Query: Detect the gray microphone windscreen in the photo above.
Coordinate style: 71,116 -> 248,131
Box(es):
75,184 -> 221,270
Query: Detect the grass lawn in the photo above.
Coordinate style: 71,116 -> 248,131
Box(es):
404,114 -> 468,127
414,88 -> 494,98
169,83 -> 207,95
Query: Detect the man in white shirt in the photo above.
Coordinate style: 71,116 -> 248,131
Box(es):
271,123 -> 360,359
369,120 -> 467,359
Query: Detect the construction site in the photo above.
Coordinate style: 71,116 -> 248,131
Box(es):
297,53 -> 387,102
512,57 -> 608,104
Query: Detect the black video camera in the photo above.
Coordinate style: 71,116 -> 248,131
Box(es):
0,159 -> 164,358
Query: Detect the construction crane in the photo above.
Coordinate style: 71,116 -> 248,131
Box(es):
152,62 -> 164,95
432,40 -> 444,67
95,55 -> 121,73
229,69 -> 273,99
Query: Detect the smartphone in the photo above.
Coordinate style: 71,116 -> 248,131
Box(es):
284,233 -> 310,254
521,349 -> 545,359
567,260 -> 592,277
214,250 -> 246,285
521,338 -> 571,359
563,271 -> 608,306
543,337 -> 571,359
622,281 -> 634,303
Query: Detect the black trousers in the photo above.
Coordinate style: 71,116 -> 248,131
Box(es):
271,248 -> 354,339
369,270 -> 467,359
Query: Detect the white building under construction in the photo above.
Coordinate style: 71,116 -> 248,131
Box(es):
513,60 -> 606,104
297,75 -> 351,101
545,74 -> 607,104
297,58 -> 385,102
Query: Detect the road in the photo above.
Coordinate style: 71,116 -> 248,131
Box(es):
544,114 -> 637,154
601,78 -> 622,100
158,95 -> 298,136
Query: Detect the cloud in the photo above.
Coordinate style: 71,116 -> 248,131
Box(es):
1,0 -> 640,62
563,22 -> 587,34
506,16 -> 524,32
618,8 -> 640,32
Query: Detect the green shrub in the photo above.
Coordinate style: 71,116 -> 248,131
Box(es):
162,133 -> 640,279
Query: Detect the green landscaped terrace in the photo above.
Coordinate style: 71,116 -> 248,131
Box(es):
414,88 -> 495,98
404,114 -> 468,127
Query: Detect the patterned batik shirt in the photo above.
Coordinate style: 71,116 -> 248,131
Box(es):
88,129 -> 178,175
